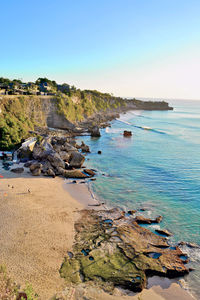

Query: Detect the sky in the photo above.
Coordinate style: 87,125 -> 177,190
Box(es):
1,0 -> 200,99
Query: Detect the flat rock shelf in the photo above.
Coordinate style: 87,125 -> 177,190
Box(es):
60,208 -> 189,293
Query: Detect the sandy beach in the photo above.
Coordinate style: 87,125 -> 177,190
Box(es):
0,165 -> 196,299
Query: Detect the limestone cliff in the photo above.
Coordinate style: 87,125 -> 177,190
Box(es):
0,94 -> 172,150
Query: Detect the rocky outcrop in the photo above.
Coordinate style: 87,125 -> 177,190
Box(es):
45,168 -> 55,178
90,126 -> 101,137
64,170 -> 88,179
155,229 -> 172,237
135,215 -> 163,224
24,136 -> 91,179
69,152 -> 85,168
123,130 -> 132,137
30,162 -> 43,176
60,209 -> 189,293
47,153 -> 65,169
83,169 -> 96,176
80,142 -> 90,153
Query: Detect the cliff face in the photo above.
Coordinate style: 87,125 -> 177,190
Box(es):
0,94 -> 172,150
0,95 -> 72,149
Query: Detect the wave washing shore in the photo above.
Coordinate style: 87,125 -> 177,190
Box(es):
75,99 -> 200,299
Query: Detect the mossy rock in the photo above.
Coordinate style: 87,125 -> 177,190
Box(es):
60,257 -> 82,284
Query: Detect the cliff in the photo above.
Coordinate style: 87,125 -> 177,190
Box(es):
0,93 -> 172,150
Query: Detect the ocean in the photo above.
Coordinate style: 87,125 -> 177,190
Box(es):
77,99 -> 200,298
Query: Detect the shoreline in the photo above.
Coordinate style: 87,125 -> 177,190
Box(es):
63,177 -> 196,300
0,163 -> 197,300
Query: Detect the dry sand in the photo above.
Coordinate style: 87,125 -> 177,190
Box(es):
0,175 -> 83,299
0,166 -> 196,299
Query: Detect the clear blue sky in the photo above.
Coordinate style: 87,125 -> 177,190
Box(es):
1,0 -> 200,99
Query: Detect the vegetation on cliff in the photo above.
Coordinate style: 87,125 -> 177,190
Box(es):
0,77 -> 127,150
0,97 -> 35,149
0,77 -> 172,150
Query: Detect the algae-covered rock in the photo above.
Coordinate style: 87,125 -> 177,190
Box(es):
60,257 -> 82,284
60,209 -> 189,293
79,244 -> 145,292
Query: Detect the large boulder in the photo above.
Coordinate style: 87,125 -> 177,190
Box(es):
41,161 -> 53,173
61,142 -> 77,153
52,144 -> 62,153
45,168 -> 56,178
90,126 -> 101,137
81,142 -> 90,153
51,136 -> 68,146
33,139 -> 54,160
69,152 -> 85,168
59,151 -> 70,162
55,166 -> 66,176
29,162 -> 43,176
17,147 -> 32,160
32,168 -> 42,176
47,153 -> 65,169
30,162 -> 43,172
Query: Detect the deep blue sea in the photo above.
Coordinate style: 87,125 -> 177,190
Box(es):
77,99 -> 200,298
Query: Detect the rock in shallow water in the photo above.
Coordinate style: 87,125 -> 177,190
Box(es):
90,126 -> 101,137
123,130 -> 132,137
135,215 -> 163,224
155,229 -> 173,237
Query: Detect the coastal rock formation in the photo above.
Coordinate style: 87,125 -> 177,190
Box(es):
23,136 -> 92,179
0,89 -> 173,151
29,162 -> 43,176
47,152 -> 65,169
80,142 -> 90,153
60,209 -> 189,293
90,126 -> 101,137
123,130 -> 132,137
32,139 -> 54,160
135,215 -> 163,224
64,170 -> 88,178
45,168 -> 56,178
83,169 -> 96,176
69,152 -> 85,168
155,229 -> 173,237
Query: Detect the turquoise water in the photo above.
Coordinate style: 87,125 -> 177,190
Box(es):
78,99 -> 200,297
